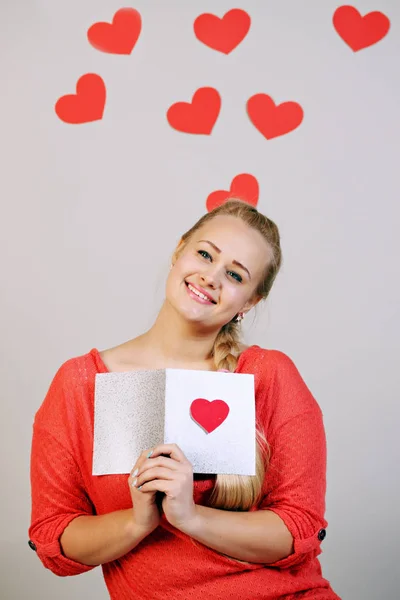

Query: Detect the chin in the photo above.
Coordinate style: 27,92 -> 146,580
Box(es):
179,308 -> 209,323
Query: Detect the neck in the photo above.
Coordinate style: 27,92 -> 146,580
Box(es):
138,300 -> 221,366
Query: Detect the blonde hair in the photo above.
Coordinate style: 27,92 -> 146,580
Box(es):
175,199 -> 282,512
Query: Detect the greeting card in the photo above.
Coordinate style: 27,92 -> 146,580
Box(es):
93,368 -> 255,476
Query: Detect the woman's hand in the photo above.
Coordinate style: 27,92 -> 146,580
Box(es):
128,448 -> 161,535
133,443 -> 198,530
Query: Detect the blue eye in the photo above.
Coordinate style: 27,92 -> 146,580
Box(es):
228,271 -> 242,283
198,250 -> 211,260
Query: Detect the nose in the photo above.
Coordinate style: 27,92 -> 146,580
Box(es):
200,269 -> 219,288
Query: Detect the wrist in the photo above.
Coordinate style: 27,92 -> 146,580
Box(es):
174,504 -> 203,536
126,511 -> 157,544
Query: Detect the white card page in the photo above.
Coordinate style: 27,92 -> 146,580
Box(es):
164,368 -> 256,475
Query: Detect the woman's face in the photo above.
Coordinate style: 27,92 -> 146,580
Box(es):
166,215 -> 271,328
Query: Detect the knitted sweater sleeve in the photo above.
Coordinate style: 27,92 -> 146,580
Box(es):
28,362 -> 97,577
257,351 -> 329,570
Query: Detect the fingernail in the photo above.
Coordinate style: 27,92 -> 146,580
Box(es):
146,450 -> 153,458
137,485 -> 142,491
133,468 -> 139,477
132,478 -> 137,487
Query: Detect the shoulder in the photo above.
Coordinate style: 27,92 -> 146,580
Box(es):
240,345 -> 299,376
240,346 -> 322,421
48,349 -> 99,390
34,350 -> 98,429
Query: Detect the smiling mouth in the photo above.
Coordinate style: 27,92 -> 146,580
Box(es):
185,281 -> 217,304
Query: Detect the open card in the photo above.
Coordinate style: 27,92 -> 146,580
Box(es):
93,368 -> 255,476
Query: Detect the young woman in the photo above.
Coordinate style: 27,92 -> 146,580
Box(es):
29,199 -> 340,599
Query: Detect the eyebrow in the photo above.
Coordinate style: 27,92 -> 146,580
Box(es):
198,239 -> 251,279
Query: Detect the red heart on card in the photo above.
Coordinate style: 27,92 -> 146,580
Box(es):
333,6 -> 390,52
206,174 -> 259,212
194,9 -> 251,54
247,94 -> 304,140
190,399 -> 230,433
167,87 -> 221,135
87,8 -> 142,54
55,74 -> 106,124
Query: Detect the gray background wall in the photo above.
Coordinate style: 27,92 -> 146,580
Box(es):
1,1 -> 399,598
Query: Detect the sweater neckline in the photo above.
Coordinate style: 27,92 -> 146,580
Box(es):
90,345 -> 260,374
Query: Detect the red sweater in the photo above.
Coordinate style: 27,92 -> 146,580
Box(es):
29,346 -> 340,599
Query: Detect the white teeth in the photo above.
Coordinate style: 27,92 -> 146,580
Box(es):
187,283 -> 212,302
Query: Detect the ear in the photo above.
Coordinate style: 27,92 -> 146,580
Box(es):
241,293 -> 263,315
171,237 -> 185,265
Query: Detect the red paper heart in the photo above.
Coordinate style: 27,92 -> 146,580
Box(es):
190,398 -> 230,434
167,87 -> 221,135
87,8 -> 142,55
194,9 -> 251,54
55,74 -> 106,124
333,6 -> 390,52
247,94 -> 304,140
206,174 -> 259,212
